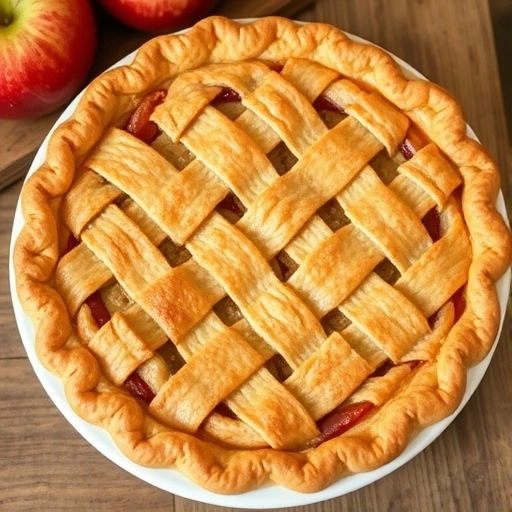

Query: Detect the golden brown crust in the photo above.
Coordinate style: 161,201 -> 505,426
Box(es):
14,16 -> 512,493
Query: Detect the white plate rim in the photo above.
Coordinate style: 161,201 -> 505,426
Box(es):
8,19 -> 511,509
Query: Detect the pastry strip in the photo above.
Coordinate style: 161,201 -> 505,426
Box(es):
288,224 -> 383,317
238,116 -> 382,258
323,79 -> 409,154
81,205 -> 220,342
187,213 -> 325,368
181,106 -> 277,205
284,332 -> 373,420
243,70 -> 328,157
149,330 -> 265,432
55,243 -> 113,316
122,304 -> 168,351
176,311 -> 319,449
61,168 -> 122,237
340,273 -> 431,362
151,61 -> 271,140
338,165 -> 432,273
395,201 -> 471,318
397,144 -> 461,208
224,368 -> 320,450
86,128 -> 179,206
88,312 -> 153,385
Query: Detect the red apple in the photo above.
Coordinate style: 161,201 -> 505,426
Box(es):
0,0 -> 97,119
97,0 -> 218,33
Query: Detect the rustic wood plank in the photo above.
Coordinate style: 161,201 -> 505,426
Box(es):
0,359 -> 174,512
219,0 -> 314,18
0,119 -> 54,190
0,179 -> 24,359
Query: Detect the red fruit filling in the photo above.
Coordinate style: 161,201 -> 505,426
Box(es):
66,234 -> 80,254
269,62 -> 285,73
399,126 -> 429,160
313,95 -> 345,114
214,403 -> 238,420
371,359 -> 423,378
85,291 -> 111,328
422,206 -> 441,242
371,359 -> 395,378
126,90 -> 167,144
276,256 -> 291,281
451,286 -> 466,322
124,372 -> 156,404
399,138 -> 416,160
217,192 -> 244,217
318,401 -> 375,443
212,87 -> 242,104
427,284 -> 466,327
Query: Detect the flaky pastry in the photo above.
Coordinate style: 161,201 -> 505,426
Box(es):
14,17 -> 512,493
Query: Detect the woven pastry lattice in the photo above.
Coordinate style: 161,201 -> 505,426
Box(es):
56,57 -> 467,450
15,18 -> 511,492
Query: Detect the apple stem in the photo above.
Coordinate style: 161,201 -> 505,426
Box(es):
0,0 -> 13,26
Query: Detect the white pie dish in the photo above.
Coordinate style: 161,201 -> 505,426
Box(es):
8,21 -> 511,509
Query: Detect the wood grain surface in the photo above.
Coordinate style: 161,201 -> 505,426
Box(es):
1,1 -> 511,511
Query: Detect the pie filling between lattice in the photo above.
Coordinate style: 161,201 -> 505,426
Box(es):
55,57 -> 469,452
14,17 -> 512,493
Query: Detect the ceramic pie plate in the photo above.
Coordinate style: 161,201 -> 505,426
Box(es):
8,20 -> 511,509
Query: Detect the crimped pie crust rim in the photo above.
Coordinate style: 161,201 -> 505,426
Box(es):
12,16 -> 512,497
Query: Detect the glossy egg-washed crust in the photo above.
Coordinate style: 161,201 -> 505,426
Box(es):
14,17 -> 512,493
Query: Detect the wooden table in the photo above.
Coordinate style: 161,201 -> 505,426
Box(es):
1,1 -> 510,510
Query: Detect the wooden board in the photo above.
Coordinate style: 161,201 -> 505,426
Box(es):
0,0 -> 315,191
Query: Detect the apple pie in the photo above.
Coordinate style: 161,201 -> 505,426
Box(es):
14,17 -> 512,493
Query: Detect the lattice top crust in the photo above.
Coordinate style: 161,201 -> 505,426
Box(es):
14,17 -> 512,493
